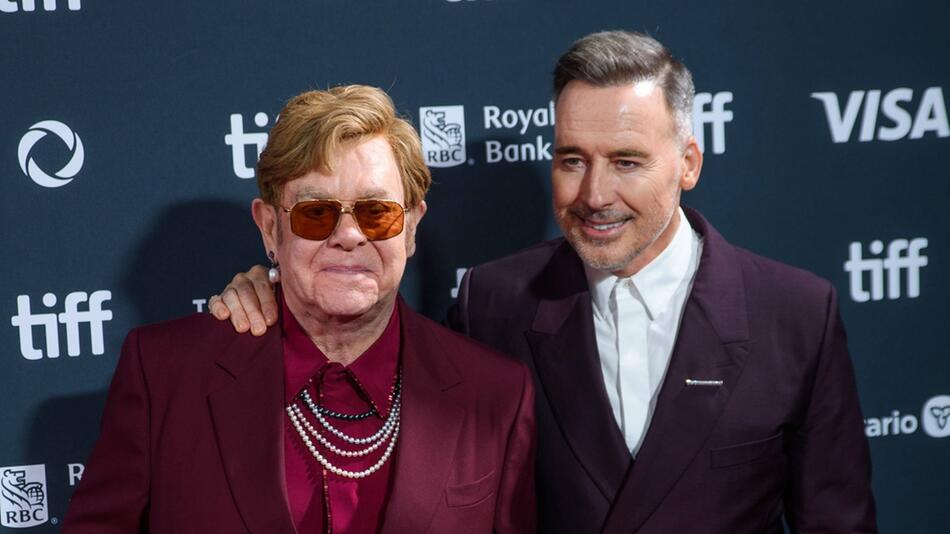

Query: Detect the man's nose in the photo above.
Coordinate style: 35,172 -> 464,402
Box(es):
577,164 -> 615,209
326,210 -> 367,250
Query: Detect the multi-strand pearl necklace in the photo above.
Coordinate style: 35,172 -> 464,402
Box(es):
285,374 -> 401,479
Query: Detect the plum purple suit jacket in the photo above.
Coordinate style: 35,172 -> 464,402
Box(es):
447,208 -> 877,533
63,299 -> 536,533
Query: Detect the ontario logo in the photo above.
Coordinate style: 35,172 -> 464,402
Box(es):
864,394 -> 950,439
922,395 -> 950,438
0,464 -> 48,528
419,106 -> 466,168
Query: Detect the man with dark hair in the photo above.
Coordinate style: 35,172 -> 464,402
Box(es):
212,31 -> 877,533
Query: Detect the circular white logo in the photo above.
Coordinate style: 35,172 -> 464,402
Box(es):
921,395 -> 950,438
17,120 -> 84,188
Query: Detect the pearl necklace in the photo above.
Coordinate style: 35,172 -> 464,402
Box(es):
286,404 -> 400,478
301,390 -> 399,445
285,373 -> 402,479
289,401 -> 399,457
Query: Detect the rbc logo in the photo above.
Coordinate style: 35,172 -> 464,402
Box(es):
224,112 -> 271,179
843,238 -> 928,302
10,290 -> 113,360
0,465 -> 48,528
811,87 -> 949,143
18,120 -> 84,188
419,106 -> 466,168
693,91 -> 734,155
0,0 -> 79,12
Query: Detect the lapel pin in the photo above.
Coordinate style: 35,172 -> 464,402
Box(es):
685,378 -> 723,387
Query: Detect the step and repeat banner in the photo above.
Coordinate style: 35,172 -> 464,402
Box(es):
1,1 -> 947,532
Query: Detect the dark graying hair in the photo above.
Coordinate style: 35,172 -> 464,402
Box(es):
553,30 -> 695,143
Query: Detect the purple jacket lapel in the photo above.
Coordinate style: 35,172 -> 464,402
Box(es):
601,208 -> 751,533
207,328 -> 297,534
380,300 -> 465,534
525,242 -> 632,501
206,300 -> 468,534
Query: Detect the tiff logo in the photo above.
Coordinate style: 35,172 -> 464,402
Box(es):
10,290 -> 113,360
843,238 -> 928,302
811,87 -> 948,143
0,0 -> 79,12
693,91 -> 733,155
224,112 -> 271,179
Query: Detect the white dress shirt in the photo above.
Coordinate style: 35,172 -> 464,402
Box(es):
584,208 -> 703,456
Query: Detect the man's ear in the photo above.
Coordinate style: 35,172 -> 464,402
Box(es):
251,198 -> 280,259
679,137 -> 703,191
404,200 -> 427,257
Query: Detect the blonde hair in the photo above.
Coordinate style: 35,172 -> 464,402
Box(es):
256,85 -> 431,208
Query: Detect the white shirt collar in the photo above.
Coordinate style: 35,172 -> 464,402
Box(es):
584,207 -> 700,321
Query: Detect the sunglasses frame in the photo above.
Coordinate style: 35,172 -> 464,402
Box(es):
280,198 -> 409,241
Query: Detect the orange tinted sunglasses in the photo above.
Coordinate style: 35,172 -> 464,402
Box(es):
280,199 -> 408,241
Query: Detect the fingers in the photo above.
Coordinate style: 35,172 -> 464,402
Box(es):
221,284 -> 253,333
208,294 -> 229,320
252,277 -> 279,327
209,265 -> 276,336
245,265 -> 278,329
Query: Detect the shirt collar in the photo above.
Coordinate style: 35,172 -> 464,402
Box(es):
584,207 -> 700,320
281,295 -> 401,417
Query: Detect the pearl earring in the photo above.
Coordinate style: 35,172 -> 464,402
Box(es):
268,251 -> 280,284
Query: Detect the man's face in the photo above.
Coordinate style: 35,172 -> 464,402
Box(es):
253,136 -> 425,321
552,80 -> 701,276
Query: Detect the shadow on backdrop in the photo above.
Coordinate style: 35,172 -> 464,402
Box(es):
26,391 -> 107,528
408,134 -> 554,320
24,199 -> 264,528
120,199 -> 264,326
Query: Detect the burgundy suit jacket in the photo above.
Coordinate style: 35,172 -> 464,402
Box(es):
63,299 -> 536,533
448,208 -> 877,533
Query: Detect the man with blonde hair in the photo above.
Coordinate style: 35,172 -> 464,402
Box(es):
64,85 -> 536,534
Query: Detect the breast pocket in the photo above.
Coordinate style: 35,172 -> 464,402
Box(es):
445,470 -> 496,508
710,432 -> 784,469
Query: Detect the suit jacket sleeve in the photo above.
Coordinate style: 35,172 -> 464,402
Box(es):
448,267 -> 537,532
62,328 -> 150,533
785,286 -> 877,533
494,362 -> 537,534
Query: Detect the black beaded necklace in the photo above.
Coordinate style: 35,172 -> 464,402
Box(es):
309,372 -> 402,421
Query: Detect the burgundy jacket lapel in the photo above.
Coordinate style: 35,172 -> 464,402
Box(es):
525,242 -> 632,501
601,208 -> 751,533
207,329 -> 297,534
380,300 -> 465,534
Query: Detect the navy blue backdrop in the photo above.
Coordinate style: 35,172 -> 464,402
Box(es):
1,1 -> 948,531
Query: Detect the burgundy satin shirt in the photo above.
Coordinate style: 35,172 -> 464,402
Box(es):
282,300 -> 400,534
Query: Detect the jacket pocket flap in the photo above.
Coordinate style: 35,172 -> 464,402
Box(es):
445,470 -> 496,508
710,432 -> 783,469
